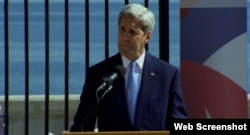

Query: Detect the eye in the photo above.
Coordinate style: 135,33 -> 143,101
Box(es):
119,26 -> 125,32
129,30 -> 137,35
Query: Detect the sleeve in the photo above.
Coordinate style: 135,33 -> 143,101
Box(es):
166,68 -> 187,130
70,68 -> 98,131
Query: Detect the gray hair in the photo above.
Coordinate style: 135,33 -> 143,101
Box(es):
118,3 -> 155,34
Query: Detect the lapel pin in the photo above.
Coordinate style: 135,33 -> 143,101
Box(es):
150,72 -> 155,76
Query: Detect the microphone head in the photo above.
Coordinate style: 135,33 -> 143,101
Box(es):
114,65 -> 126,79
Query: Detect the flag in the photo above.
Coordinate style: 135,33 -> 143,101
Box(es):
180,0 -> 248,118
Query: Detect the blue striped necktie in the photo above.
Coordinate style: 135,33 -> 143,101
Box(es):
126,61 -> 138,124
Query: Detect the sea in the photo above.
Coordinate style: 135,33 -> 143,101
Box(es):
0,0 -> 249,95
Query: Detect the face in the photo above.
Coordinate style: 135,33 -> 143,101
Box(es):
118,17 -> 151,60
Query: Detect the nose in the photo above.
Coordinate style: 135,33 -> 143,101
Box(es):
122,33 -> 130,41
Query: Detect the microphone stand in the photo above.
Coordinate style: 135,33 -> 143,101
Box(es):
94,85 -> 113,132
81,84 -> 113,131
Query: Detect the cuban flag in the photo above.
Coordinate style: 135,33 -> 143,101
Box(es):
180,0 -> 248,118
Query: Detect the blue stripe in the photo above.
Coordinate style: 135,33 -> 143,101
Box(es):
181,7 -> 246,63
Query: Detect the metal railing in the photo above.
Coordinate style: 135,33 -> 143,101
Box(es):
3,0 -> 169,135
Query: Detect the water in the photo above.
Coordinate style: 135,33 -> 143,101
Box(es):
0,0 -> 169,95
0,0 -> 249,95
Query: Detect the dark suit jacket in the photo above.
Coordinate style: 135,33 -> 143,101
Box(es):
70,52 -> 187,131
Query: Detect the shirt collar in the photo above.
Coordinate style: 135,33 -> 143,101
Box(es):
121,49 -> 145,70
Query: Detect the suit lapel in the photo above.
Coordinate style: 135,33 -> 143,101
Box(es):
112,54 -> 133,128
111,53 -> 126,107
134,53 -> 158,127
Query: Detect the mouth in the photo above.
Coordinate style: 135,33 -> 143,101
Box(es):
120,44 -> 133,51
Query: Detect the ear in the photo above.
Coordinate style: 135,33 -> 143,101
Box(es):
145,32 -> 152,44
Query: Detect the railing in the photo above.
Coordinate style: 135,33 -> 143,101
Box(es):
2,0 -> 169,135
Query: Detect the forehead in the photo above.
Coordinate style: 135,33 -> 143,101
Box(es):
119,17 -> 142,28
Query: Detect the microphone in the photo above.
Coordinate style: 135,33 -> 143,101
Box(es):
97,65 -> 125,92
81,65 -> 125,131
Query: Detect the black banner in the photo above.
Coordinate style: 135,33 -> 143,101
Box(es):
170,119 -> 249,135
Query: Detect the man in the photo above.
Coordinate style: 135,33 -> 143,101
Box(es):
70,3 -> 187,131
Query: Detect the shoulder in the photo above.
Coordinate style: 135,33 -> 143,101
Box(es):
87,53 -> 122,76
146,52 -> 179,72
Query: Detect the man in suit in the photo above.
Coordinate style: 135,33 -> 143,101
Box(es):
70,3 -> 187,131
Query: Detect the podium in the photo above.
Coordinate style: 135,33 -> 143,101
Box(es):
62,131 -> 170,135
